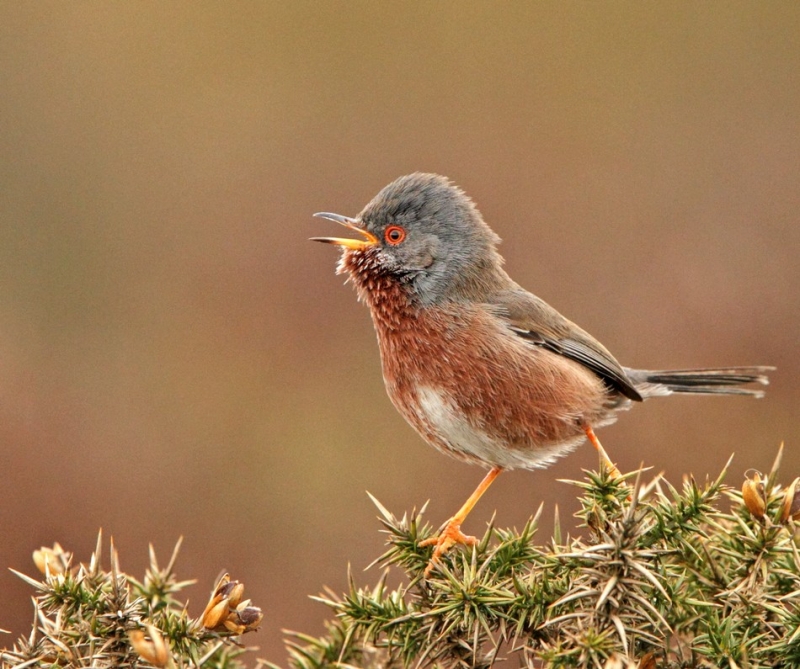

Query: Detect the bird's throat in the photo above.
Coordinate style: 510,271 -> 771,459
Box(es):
338,247 -> 418,332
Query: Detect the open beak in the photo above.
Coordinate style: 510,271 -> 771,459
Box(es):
311,212 -> 379,250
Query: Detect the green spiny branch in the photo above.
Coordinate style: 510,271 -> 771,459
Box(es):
1,534 -> 264,669
4,447 -> 799,669
288,446 -> 800,669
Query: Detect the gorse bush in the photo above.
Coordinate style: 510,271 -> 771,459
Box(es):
287,447 -> 800,669
1,536 -> 263,669
3,447 -> 799,669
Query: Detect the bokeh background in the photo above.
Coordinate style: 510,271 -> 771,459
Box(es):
1,2 -> 797,662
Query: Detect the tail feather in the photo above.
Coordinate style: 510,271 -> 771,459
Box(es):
625,366 -> 774,399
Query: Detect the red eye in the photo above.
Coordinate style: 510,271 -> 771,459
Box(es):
384,225 -> 406,245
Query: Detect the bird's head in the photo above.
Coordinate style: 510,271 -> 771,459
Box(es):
312,173 -> 508,305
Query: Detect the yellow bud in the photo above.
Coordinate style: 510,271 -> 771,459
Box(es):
129,625 -> 170,667
223,618 -> 245,635
742,472 -> 766,520
199,572 -> 261,634
236,605 -> 264,632
32,543 -> 70,576
781,478 -> 800,523
202,597 -> 229,630
227,582 -> 245,608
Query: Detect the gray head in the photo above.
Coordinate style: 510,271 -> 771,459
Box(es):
313,173 -> 509,304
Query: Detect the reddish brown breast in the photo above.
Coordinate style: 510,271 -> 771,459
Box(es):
340,248 -> 613,470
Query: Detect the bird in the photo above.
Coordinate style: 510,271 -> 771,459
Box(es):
311,172 -> 772,575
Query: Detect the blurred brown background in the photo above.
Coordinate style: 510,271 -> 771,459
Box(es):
1,2 -> 797,662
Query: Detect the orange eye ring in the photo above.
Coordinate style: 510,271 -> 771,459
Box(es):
384,225 -> 406,245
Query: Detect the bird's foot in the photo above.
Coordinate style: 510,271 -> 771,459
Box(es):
419,519 -> 478,577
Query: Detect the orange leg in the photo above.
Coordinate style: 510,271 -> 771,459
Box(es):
420,465 -> 502,576
583,425 -> 622,479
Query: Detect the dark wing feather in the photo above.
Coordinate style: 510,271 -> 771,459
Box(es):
488,288 -> 643,402
511,327 -> 643,401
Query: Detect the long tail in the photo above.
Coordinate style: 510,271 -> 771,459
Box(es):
624,366 -> 774,399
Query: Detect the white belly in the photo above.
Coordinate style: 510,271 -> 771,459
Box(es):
414,386 -> 582,470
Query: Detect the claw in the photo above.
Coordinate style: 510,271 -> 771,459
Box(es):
420,520 -> 478,576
